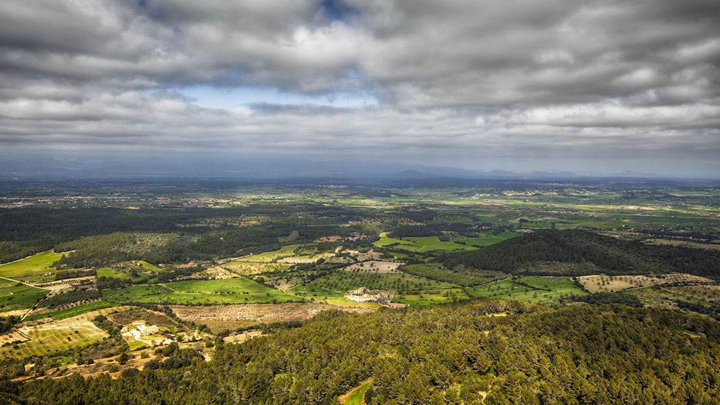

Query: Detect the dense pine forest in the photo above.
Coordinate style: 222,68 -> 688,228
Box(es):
3,300 -> 720,404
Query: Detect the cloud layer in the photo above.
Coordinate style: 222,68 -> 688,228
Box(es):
0,0 -> 718,176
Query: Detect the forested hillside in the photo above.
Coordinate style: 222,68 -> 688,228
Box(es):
0,206 -> 365,265
442,230 -> 720,277
5,300 -> 720,404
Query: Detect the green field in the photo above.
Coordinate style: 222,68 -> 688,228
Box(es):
342,380 -> 372,405
374,232 -> 517,252
0,251 -> 64,280
97,267 -> 130,279
466,276 -> 586,303
374,234 -> 475,252
103,278 -> 300,305
394,288 -> 469,307
25,301 -> 114,321
135,261 -> 162,272
0,278 -> 49,312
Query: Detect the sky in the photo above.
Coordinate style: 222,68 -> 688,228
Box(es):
0,0 -> 719,178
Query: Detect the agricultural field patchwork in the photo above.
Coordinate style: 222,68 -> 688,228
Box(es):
1,179 -> 720,394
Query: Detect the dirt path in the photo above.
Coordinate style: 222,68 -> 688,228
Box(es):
479,389 -> 490,403
0,276 -> 47,289
339,378 -> 372,405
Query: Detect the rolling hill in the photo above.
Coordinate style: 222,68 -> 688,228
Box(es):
441,230 -> 720,277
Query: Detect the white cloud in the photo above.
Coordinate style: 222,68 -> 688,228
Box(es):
0,0 -> 718,176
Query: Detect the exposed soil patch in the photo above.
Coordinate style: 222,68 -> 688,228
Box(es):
171,303 -> 375,332
0,309 -> 28,317
345,261 -> 402,273
108,308 -> 176,327
190,266 -> 239,279
346,249 -> 383,262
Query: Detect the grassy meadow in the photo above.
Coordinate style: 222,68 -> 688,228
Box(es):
374,234 -> 476,252
103,278 -> 300,305
466,276 -> 586,303
0,251 -> 64,280
97,267 -> 130,279
373,231 -> 518,253
394,288 -> 469,307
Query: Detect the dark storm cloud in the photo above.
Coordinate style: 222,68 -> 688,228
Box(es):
0,0 -> 718,176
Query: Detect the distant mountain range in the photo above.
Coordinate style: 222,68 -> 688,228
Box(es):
0,154 -> 690,180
